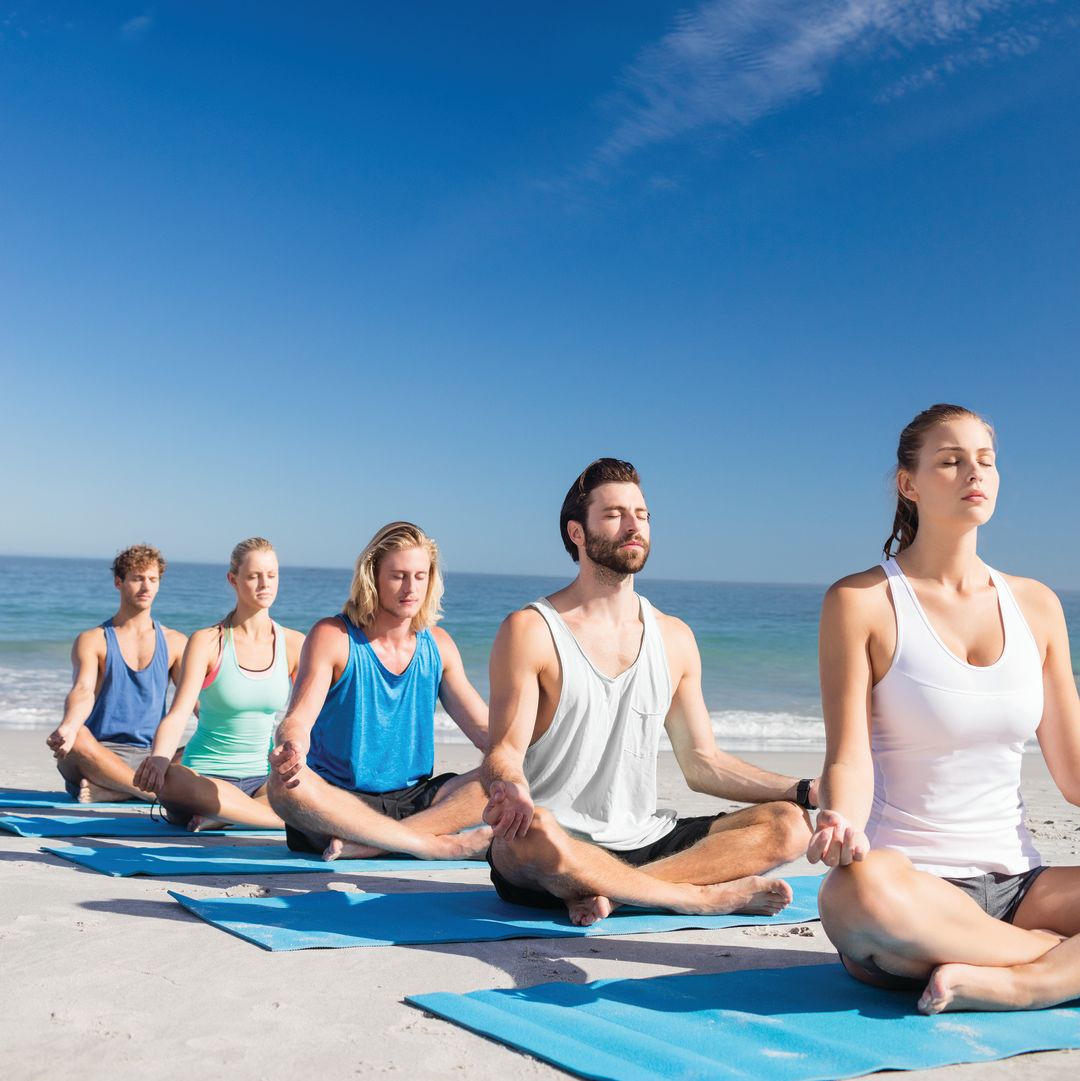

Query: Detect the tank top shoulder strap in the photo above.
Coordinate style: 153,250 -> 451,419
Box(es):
638,595 -> 661,635
100,619 -> 118,672
416,625 -> 440,666
270,620 -> 289,674
985,567 -> 1040,655
527,597 -> 574,651
337,613 -> 363,649
881,557 -> 921,657
881,557 -> 921,619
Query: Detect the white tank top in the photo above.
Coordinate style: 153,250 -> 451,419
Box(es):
867,558 -> 1043,877
523,596 -> 676,850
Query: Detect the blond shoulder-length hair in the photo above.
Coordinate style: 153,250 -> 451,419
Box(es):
343,521 -> 444,633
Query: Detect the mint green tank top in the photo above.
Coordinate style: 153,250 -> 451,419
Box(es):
181,623 -> 291,778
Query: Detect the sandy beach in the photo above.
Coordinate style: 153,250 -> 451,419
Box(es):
2,729 -> 1078,1080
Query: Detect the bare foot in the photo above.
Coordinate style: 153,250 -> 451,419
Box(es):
567,895 -> 614,927
918,963 -> 1025,1014
77,779 -> 134,804
322,837 -> 383,862
429,826 -> 493,860
188,815 -> 230,832
688,876 -> 793,916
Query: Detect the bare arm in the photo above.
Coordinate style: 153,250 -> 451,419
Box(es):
281,627 -> 306,681
46,630 -> 105,757
163,627 -> 188,687
433,627 -> 488,752
1024,583 -> 1080,805
269,618 -> 347,788
808,578 -> 877,866
663,617 -> 810,803
133,628 -> 215,791
480,610 -> 547,838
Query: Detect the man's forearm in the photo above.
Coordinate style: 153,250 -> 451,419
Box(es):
480,745 -> 528,794
59,688 -> 95,732
685,749 -> 806,804
275,712 -> 313,749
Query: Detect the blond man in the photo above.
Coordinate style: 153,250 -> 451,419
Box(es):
269,522 -> 491,860
46,545 -> 187,802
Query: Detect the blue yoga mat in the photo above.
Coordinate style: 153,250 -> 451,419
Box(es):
169,875 -> 821,951
0,814 -> 283,839
410,961 -> 1080,1081
0,789 -> 146,810
42,842 -> 484,877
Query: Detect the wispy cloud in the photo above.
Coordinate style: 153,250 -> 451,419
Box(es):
589,0 -> 1060,175
120,12 -> 153,43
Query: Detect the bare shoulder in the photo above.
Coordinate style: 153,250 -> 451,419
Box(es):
823,566 -> 890,614
495,606 -> 556,664
72,626 -> 107,659
430,624 -> 461,661
652,608 -> 696,650
160,624 -> 189,648
279,625 -> 306,651
501,605 -> 550,638
1000,573 -> 1065,629
311,614 -> 348,633
826,565 -> 888,599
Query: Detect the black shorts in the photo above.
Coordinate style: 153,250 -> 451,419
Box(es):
284,772 -> 457,854
488,813 -> 724,910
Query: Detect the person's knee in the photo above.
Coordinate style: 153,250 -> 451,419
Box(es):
768,800 -> 812,861
819,850 -> 915,948
66,726 -> 99,764
493,807 -> 567,874
266,772 -> 301,817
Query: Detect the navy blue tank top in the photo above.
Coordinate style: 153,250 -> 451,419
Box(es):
307,617 -> 442,793
84,619 -> 170,747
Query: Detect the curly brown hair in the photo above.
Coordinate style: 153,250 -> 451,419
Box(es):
111,544 -> 167,581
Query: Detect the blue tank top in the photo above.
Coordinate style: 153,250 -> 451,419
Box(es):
84,619 -> 170,747
306,617 -> 442,793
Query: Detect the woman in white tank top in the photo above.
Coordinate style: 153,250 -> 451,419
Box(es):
810,404 -> 1080,1014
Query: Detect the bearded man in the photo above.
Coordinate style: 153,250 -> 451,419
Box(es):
481,458 -> 818,924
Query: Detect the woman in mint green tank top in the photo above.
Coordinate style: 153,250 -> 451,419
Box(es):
133,538 -> 304,829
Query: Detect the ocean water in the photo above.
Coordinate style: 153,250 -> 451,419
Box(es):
3,555 -> 1076,752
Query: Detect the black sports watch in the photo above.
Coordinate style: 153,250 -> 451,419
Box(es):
795,778 -> 816,810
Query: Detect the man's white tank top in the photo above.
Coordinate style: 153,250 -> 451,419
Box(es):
523,596 -> 677,851
867,558 -> 1043,877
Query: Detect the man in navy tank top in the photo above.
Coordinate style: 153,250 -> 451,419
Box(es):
482,459 -> 818,924
268,522 -> 492,861
46,545 -> 187,802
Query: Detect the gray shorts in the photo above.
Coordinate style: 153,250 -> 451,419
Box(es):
944,866 -> 1047,923
60,740 -> 149,798
840,865 -> 1048,991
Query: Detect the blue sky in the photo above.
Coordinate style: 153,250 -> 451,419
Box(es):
2,2 -> 1078,586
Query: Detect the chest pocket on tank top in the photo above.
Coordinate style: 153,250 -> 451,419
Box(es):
624,686 -> 666,760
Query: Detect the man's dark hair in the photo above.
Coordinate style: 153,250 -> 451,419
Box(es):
559,458 -> 643,562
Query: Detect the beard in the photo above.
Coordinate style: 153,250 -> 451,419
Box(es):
583,528 -> 650,575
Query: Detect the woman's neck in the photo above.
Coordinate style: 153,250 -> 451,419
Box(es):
229,606 -> 273,636
896,525 -> 984,587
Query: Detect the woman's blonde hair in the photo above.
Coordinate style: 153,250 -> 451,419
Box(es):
343,521 -> 444,633
229,536 -> 275,576
223,537 -> 276,626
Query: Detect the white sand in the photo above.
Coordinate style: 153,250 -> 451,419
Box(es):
2,728 -> 1078,1080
